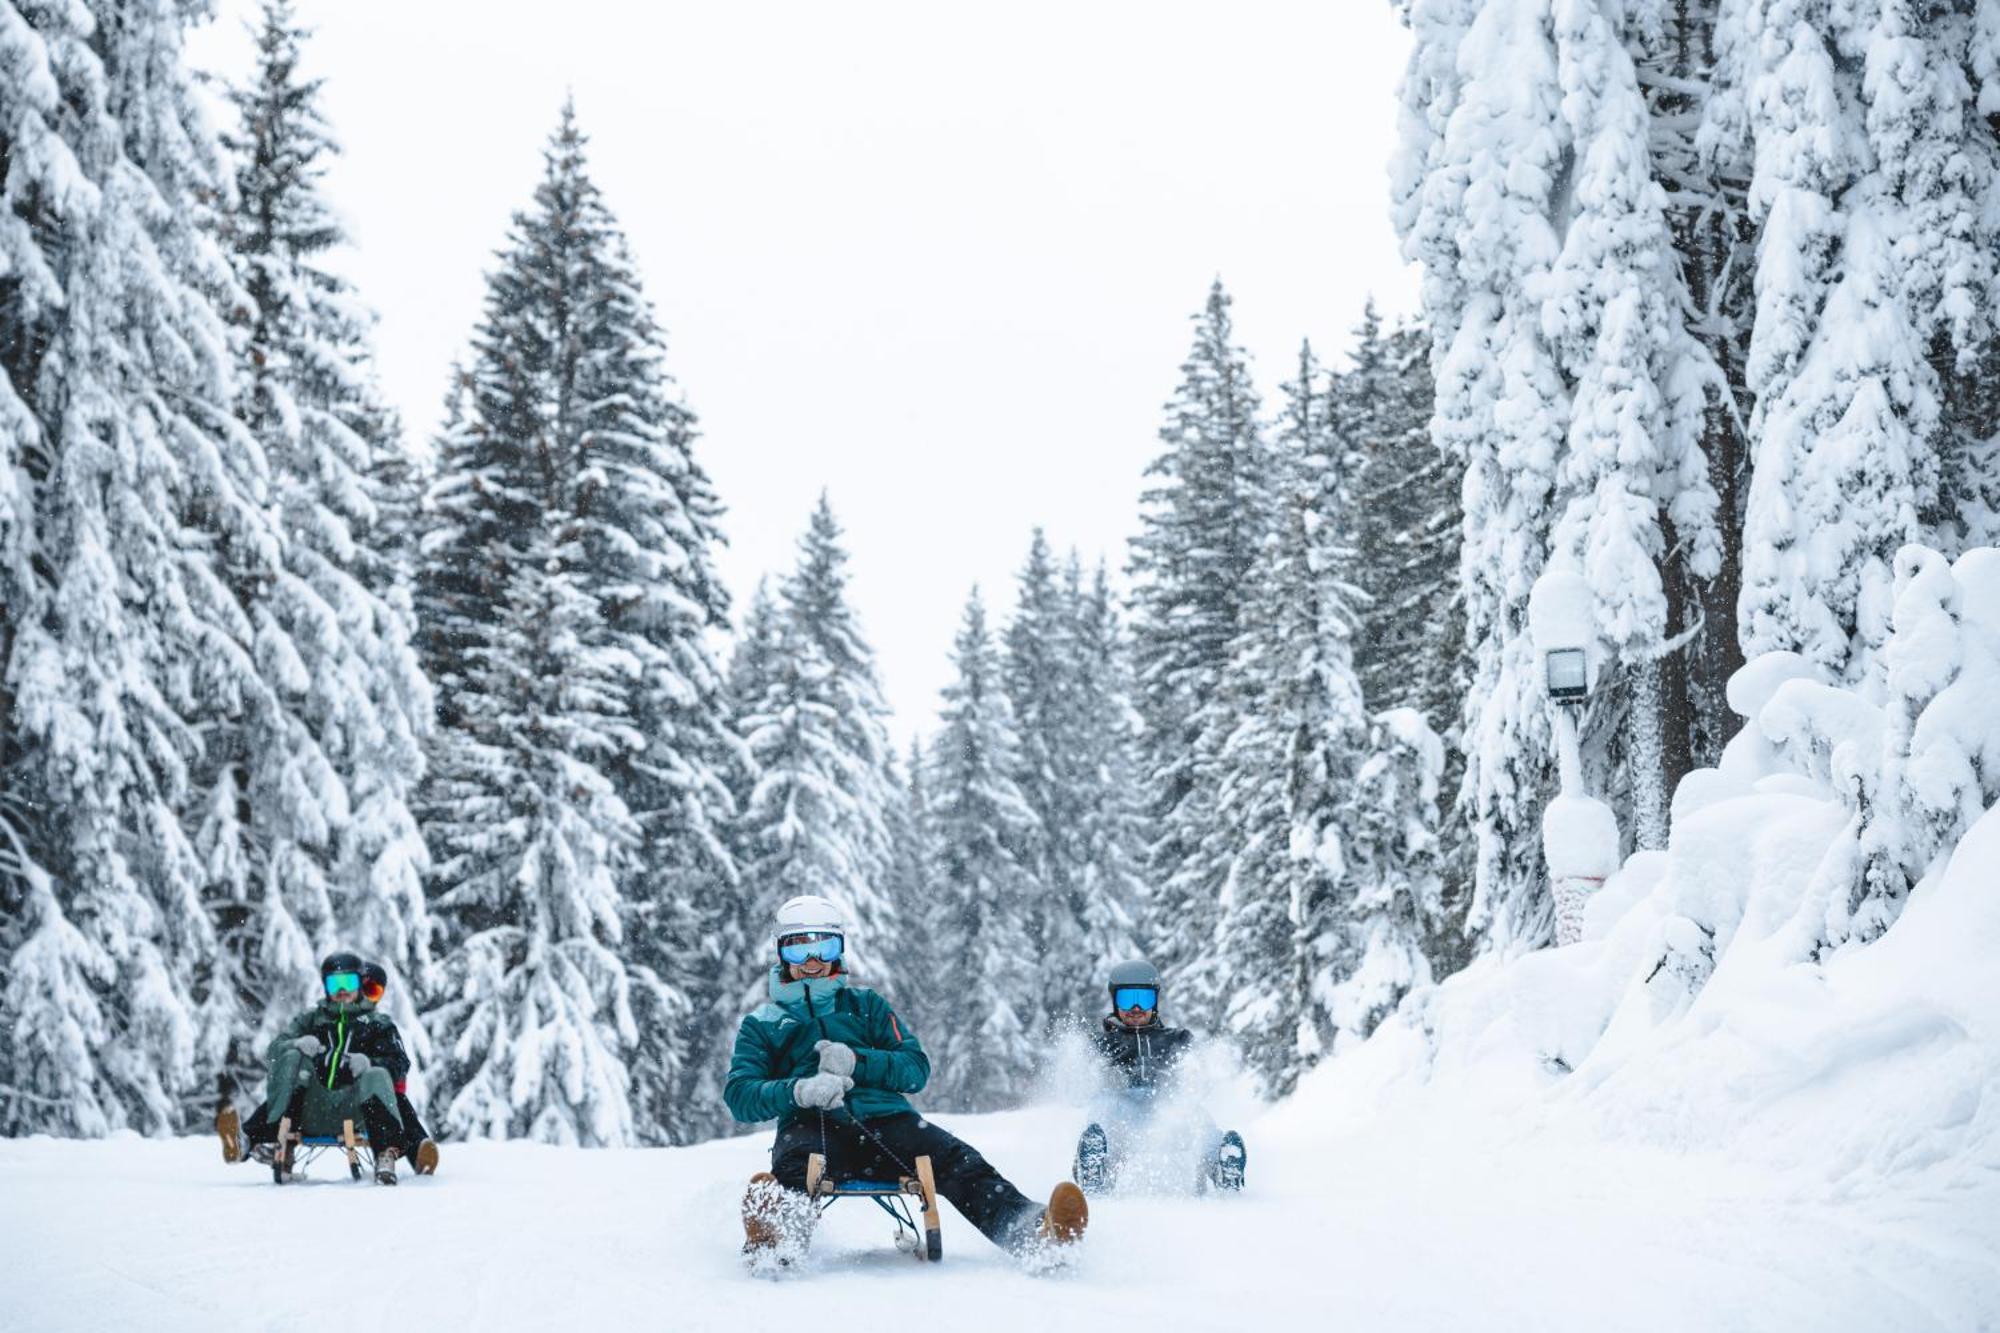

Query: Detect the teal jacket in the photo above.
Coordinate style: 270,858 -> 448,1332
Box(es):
724,969 -> 929,1126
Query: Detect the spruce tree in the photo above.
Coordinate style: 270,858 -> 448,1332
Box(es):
882,738 -> 943,1039
1392,0 -> 1734,954
732,498 -> 900,994
1128,280 -> 1270,1020
418,105 -> 738,1145
1330,709 -> 1445,1043
1720,3 -> 2000,681
1341,310 -> 1470,966
204,0 -> 433,1099
1212,343 -> 1371,1092
1345,309 -> 1460,732
0,0 -> 272,1134
924,590 -> 1039,1110
1057,558 -> 1145,1016
1002,529 -> 1091,1029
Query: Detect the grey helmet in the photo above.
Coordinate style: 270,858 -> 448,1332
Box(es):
1107,958 -> 1162,1014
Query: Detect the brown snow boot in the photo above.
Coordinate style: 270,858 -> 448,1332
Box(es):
215,1102 -> 243,1165
1039,1180 -> 1089,1245
413,1139 -> 440,1176
742,1172 -> 785,1252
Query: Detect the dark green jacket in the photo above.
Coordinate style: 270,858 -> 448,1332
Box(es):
724,969 -> 929,1126
269,1000 -> 411,1090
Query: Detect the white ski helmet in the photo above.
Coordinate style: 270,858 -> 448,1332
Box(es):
773,894 -> 846,946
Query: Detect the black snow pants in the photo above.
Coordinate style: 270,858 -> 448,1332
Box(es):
394,1091 -> 430,1156
771,1110 -> 1041,1249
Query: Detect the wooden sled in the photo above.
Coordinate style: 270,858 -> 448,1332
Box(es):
270,1116 -> 374,1184
805,1151 -> 943,1262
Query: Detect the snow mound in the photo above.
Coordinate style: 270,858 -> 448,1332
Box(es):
1317,544 -> 2000,1212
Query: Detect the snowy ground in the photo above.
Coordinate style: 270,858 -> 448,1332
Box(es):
4,1094 -> 1994,1332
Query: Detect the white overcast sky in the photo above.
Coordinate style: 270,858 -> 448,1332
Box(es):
188,1 -> 1419,736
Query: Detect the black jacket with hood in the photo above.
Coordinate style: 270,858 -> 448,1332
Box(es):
1092,1015 -> 1192,1089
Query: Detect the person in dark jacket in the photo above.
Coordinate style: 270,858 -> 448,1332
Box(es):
358,961 -> 439,1176
223,951 -> 407,1183
1073,959 -> 1246,1194
727,895 -> 1088,1258
1093,959 -> 1196,1089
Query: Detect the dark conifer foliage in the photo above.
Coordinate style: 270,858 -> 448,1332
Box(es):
2,0 -> 300,1135
729,497 -> 901,997
1128,279 -> 1271,1024
924,590 -> 1038,1109
414,104 -> 738,1145
202,0 -> 433,1111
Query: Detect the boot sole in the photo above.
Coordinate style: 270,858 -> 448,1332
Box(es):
1041,1181 -> 1089,1244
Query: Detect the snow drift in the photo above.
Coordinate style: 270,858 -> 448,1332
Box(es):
1309,544 -> 2000,1206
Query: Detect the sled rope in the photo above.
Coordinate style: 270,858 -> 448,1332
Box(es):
802,985 -> 920,1182
819,1106 -> 920,1181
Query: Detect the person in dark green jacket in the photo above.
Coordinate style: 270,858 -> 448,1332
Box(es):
728,895 -> 1088,1256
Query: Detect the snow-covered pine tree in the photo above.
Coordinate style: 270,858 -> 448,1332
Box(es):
1128,280 -> 1270,1020
1330,708 -> 1445,1044
1344,308 -> 1459,735
1339,309 -> 1470,969
882,737 -> 944,1042
1636,2 -> 1756,772
1058,558 -> 1144,1016
1715,1 -> 2000,681
732,497 -> 901,996
205,0 -> 433,1100
1542,0 -> 1724,853
537,114 -> 743,1147
0,0 -> 273,1135
420,105 -> 729,1146
1213,342 -> 1372,1092
924,590 -> 1039,1110
706,579 -> 785,1053
1392,0 -> 1729,953
1002,529 -> 1090,1031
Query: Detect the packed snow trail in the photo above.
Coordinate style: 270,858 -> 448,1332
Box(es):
3,1098 -> 1992,1332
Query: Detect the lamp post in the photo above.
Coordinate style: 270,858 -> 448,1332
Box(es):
1529,572 -> 1621,946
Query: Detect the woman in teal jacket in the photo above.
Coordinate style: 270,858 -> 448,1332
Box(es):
727,895 -> 1088,1256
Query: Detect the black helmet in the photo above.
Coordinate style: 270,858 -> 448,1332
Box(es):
319,951 -> 365,980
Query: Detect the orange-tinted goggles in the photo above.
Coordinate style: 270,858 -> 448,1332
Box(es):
361,977 -> 387,1003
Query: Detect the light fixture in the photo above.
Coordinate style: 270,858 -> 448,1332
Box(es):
1546,647 -> 1589,703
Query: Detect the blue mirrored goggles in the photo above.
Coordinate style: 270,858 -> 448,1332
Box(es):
778,933 -> 844,966
1113,986 -> 1158,1013
323,972 -> 361,996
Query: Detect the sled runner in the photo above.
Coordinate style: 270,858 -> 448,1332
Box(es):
805,1150 -> 943,1262
270,1116 -> 373,1184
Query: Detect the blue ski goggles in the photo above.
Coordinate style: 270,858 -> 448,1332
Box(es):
778,933 -> 844,966
1112,986 -> 1158,1013
323,972 -> 361,996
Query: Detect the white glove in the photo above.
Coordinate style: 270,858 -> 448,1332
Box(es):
792,1071 -> 853,1110
292,1035 -> 324,1058
815,1040 -> 856,1079
343,1052 -> 372,1075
